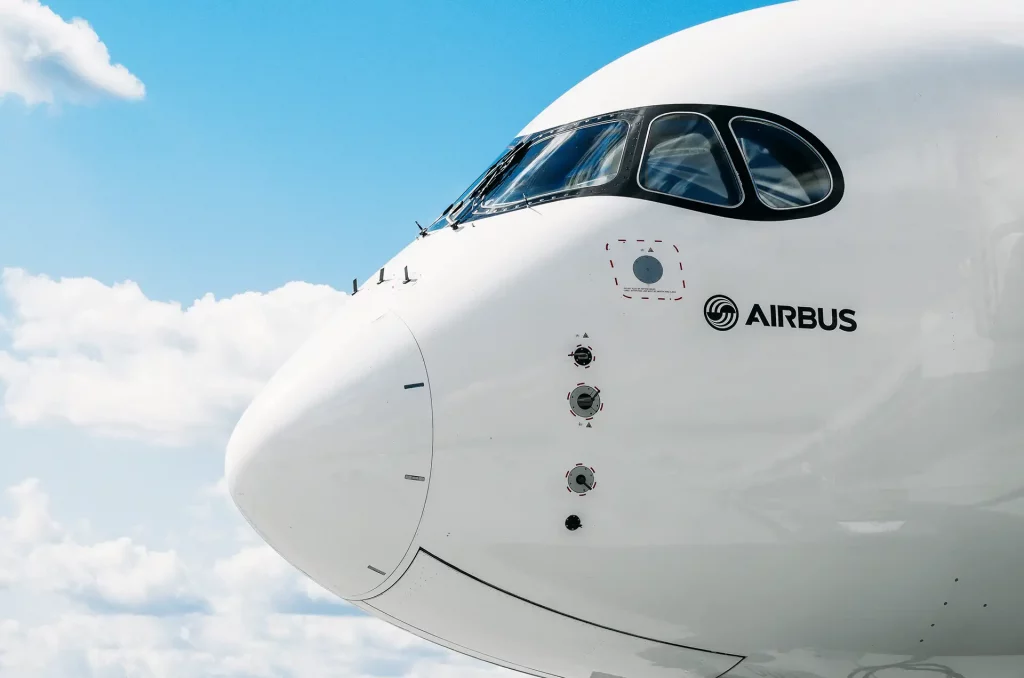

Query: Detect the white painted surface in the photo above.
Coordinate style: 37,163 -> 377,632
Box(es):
228,1 -> 1024,675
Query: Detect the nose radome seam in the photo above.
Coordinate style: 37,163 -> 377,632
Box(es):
225,307 -> 434,600
360,311 -> 436,599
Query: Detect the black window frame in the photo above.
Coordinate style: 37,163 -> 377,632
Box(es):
727,114 -> 836,211
448,103 -> 844,226
635,110 -> 747,210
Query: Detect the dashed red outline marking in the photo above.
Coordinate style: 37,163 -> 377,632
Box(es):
607,241 -> 686,302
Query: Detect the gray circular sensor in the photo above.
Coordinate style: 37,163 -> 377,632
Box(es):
633,255 -> 663,284
567,465 -> 595,494
569,385 -> 601,418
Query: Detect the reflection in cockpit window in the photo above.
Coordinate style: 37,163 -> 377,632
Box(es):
480,121 -> 629,208
638,113 -> 743,207
427,144 -> 517,231
730,117 -> 831,209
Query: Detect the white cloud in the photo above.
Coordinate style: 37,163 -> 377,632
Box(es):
0,479 -> 201,616
0,0 -> 145,105
0,268 -> 349,445
0,477 -> 520,678
0,264 -> 516,677
1,477 -> 59,543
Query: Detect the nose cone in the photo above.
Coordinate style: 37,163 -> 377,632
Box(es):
225,309 -> 432,599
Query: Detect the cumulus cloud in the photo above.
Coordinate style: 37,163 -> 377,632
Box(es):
0,268 -> 349,445
0,479 -> 202,617
0,267 -> 517,676
0,478 -> 518,678
0,0 -> 145,104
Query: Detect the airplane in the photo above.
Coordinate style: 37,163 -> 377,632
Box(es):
223,1 -> 1024,676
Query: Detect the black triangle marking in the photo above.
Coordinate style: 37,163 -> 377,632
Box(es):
586,422 -> 592,428
582,333 -> 589,338
648,247 -> 654,252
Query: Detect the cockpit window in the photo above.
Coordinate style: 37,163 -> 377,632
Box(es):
427,144 -> 518,231
638,113 -> 743,207
478,120 -> 629,208
419,104 -> 842,232
729,117 -> 832,209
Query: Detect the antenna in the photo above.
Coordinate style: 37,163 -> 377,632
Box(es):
352,278 -> 358,294
522,192 -> 540,215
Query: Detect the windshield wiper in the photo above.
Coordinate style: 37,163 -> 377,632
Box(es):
449,140 -> 528,228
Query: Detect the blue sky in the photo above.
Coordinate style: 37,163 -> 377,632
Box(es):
2,0 -> 782,302
0,0 -> 782,675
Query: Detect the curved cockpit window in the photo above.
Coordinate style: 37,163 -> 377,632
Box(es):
638,113 -> 743,207
421,104 -> 842,231
729,117 -> 832,209
478,120 -> 629,208
427,144 -> 519,231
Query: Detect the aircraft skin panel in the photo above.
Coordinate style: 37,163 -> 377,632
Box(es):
367,549 -> 743,678
227,308 -> 433,599
225,1 -> 1024,676
517,0 -> 1024,139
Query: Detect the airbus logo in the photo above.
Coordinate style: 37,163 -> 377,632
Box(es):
703,295 -> 857,332
703,295 -> 739,331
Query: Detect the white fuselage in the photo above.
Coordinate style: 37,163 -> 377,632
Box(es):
225,2 -> 1024,676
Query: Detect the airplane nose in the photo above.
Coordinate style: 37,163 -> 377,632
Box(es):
224,309 -> 432,599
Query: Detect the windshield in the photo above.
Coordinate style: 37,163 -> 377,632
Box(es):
418,104 -> 842,232
424,119 -> 629,232
479,120 -> 629,209
426,144 -> 519,232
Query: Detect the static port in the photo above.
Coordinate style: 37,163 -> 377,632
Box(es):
569,385 -> 601,418
567,465 -> 596,494
565,515 -> 582,531
572,346 -> 594,367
